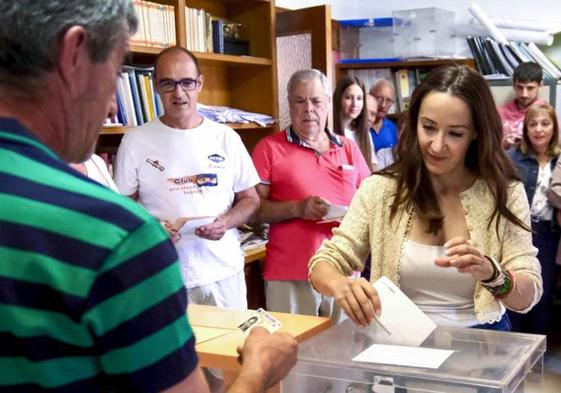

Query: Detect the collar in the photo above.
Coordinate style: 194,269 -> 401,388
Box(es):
0,116 -> 58,159
285,126 -> 343,149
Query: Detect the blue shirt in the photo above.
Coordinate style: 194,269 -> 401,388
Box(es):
370,118 -> 398,151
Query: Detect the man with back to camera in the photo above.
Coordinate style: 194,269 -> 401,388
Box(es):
499,62 -> 546,149
114,46 -> 260,310
0,1 -> 296,391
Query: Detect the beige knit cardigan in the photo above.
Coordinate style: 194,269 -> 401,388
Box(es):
309,174 -> 543,324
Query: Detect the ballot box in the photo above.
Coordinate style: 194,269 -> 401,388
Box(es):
282,319 -> 546,393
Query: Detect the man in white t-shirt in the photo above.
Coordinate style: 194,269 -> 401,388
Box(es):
114,46 -> 260,309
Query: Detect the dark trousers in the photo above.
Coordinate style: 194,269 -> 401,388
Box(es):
508,220 -> 560,335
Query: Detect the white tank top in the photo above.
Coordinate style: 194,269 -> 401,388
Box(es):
400,239 -> 479,327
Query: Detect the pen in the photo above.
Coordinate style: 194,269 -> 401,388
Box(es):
373,313 -> 392,336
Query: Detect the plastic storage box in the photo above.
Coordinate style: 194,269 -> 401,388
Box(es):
392,7 -> 456,59
282,319 -> 546,392
338,18 -> 399,63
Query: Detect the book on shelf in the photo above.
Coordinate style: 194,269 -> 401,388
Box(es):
466,36 -> 561,80
130,0 -> 175,48
212,19 -> 225,54
394,69 -> 416,112
184,6 -> 216,53
109,66 -> 161,128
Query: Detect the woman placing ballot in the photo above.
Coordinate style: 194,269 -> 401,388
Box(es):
309,65 -> 542,331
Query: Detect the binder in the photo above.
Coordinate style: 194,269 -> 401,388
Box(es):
212,19 -> 224,54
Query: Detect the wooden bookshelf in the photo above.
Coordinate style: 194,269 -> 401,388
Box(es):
336,58 -> 475,80
336,58 -> 476,115
100,0 -> 279,152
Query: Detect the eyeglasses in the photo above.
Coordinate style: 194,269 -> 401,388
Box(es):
374,96 -> 394,105
157,78 -> 199,92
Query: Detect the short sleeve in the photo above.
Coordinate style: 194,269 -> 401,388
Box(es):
252,137 -> 273,185
114,133 -> 139,196
83,219 -> 198,392
227,130 -> 260,193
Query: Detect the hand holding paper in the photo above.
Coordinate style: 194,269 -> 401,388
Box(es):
170,216 -> 215,239
369,276 -> 436,346
330,276 -> 381,327
300,196 -> 331,220
318,204 -> 349,223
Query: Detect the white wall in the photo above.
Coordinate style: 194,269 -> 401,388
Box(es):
277,1 -> 561,56
277,0 -> 561,25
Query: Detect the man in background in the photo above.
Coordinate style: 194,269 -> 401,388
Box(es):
369,79 -> 398,152
0,1 -> 296,391
114,46 -> 260,310
252,69 -> 370,317
499,62 -> 546,149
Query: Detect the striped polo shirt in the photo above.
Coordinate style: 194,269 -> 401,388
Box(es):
0,117 -> 198,391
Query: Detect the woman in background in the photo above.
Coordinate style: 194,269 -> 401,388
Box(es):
309,65 -> 542,331
70,95 -> 119,192
70,154 -> 118,191
508,103 -> 560,335
333,75 -> 376,172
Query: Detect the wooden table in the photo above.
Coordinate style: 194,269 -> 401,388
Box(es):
188,304 -> 333,392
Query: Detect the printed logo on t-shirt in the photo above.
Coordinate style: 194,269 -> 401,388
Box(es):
208,154 -> 225,163
146,158 -> 165,172
167,173 -> 218,187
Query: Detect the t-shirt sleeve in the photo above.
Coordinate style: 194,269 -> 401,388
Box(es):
251,137 -> 273,185
83,219 -> 198,392
113,133 -> 140,196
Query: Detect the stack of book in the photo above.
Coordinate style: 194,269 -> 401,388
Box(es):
105,66 -> 163,127
466,36 -> 561,80
130,0 -> 176,48
184,6 -> 214,53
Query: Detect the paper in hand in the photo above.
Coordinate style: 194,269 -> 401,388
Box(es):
237,308 -> 282,336
172,216 -> 215,235
318,204 -> 348,223
369,276 -> 436,346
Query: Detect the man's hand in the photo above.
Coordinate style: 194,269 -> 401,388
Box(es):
299,196 -> 331,220
235,327 -> 298,390
161,220 -> 181,243
195,216 -> 227,240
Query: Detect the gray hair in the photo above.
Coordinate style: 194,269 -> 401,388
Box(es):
287,69 -> 331,101
369,78 -> 396,97
0,0 -> 137,91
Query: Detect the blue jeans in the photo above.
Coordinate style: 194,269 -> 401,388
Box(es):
471,312 -> 512,331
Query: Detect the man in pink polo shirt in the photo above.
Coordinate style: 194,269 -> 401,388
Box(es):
252,69 -> 370,318
498,62 -> 546,149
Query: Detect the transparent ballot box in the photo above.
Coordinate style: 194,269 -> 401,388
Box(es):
282,319 -> 546,392
392,7 -> 455,59
338,18 -> 398,63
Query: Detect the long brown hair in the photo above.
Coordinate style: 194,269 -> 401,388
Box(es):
333,75 -> 373,171
381,65 -> 528,234
519,103 -> 561,158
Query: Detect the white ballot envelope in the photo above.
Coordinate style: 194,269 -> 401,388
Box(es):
172,216 -> 215,236
318,204 -> 348,223
369,276 -> 436,347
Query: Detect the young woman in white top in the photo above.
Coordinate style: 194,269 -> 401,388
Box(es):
333,75 -> 376,172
